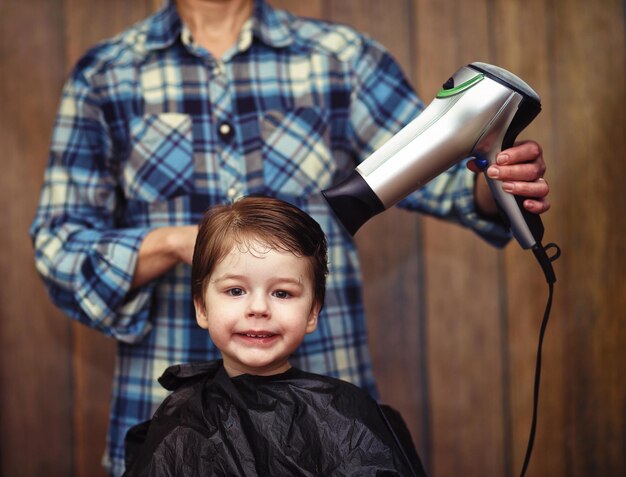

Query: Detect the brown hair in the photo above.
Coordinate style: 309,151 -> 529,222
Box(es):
191,196 -> 328,308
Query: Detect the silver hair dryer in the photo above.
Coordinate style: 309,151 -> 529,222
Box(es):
322,62 -> 545,251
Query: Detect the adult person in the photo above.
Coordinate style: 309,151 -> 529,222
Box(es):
30,0 -> 550,475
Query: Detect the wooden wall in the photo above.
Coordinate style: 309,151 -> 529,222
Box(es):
1,0 -> 624,476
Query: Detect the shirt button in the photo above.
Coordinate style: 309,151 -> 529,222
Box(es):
213,60 -> 224,76
218,121 -> 234,142
227,187 -> 238,199
219,123 -> 231,135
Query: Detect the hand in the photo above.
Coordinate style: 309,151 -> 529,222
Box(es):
131,225 -> 199,289
468,140 -> 551,216
168,225 -> 199,265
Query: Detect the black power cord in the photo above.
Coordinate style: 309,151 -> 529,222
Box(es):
518,242 -> 561,477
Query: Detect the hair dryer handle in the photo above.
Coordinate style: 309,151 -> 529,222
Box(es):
472,70 -> 545,249
481,166 -> 544,249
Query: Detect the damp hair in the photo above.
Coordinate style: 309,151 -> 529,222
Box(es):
191,196 -> 329,308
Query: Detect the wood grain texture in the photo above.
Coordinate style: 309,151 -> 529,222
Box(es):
1,1 -> 624,476
269,0 -> 324,18
413,1 -> 507,475
547,0 -> 626,475
0,1 -> 74,476
488,2 -> 568,475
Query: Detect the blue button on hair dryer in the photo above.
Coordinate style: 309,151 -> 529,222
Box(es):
323,62 -> 561,477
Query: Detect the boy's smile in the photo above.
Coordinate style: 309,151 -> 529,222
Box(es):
234,332 -> 279,344
194,240 -> 320,377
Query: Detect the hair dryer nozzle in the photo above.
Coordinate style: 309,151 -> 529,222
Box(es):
322,170 -> 385,236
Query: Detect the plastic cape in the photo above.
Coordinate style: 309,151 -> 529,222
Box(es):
123,361 -> 427,476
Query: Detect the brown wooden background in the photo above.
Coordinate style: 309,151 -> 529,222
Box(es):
1,0 -> 624,476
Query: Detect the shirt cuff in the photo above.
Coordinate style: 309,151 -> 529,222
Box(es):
75,227 -> 155,342
454,170 -> 512,248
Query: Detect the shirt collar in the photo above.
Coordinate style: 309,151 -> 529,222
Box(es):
143,1 -> 183,52
250,0 -> 293,48
142,0 -> 293,53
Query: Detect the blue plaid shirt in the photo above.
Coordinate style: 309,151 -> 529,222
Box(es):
30,1 -> 509,474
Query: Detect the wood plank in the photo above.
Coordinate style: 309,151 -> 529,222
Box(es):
269,0 -> 324,18
413,1 -> 507,476
62,1 -> 160,476
325,0 -> 430,467
0,0 -> 73,476
488,1 -> 568,475
547,0 -> 626,475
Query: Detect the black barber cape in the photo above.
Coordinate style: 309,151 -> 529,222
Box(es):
124,360 -> 426,476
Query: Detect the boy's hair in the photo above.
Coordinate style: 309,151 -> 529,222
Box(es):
191,196 -> 329,308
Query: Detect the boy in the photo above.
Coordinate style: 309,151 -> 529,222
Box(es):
123,196 -> 426,476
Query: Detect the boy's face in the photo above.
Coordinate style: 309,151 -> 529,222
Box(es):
194,240 -> 320,377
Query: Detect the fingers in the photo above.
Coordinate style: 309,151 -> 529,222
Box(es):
498,140 -> 543,165
489,141 -> 546,181
491,141 -> 551,215
467,139 -> 551,215
487,161 -> 546,182
468,140 -> 545,178
521,180 -> 551,213
495,175 -> 551,214
522,198 -> 551,214
500,177 -> 549,197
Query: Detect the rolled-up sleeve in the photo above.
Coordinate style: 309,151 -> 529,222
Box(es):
398,160 -> 511,247
30,71 -> 154,342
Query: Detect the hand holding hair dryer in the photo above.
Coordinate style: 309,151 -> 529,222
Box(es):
322,62 -> 545,251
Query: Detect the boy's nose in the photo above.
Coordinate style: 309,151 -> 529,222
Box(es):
246,293 -> 270,318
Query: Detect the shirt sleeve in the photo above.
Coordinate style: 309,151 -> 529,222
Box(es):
29,68 -> 154,342
347,37 -> 511,247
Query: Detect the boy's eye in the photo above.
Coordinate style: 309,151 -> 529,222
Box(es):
227,288 -> 245,296
273,290 -> 291,299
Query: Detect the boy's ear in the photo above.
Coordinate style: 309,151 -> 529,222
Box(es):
194,298 -> 209,329
306,301 -> 321,334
